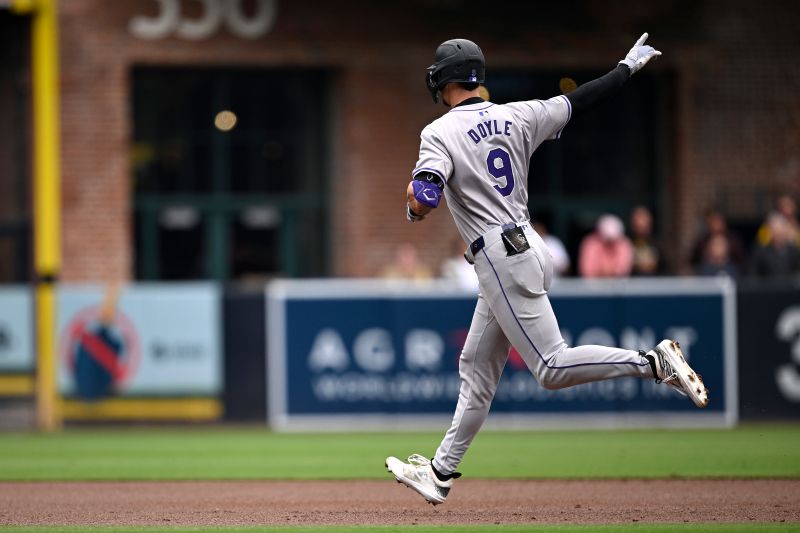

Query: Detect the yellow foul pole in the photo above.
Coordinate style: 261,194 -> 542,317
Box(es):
13,0 -> 63,431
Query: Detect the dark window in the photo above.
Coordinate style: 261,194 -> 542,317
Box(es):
0,13 -> 31,283
132,68 -> 330,280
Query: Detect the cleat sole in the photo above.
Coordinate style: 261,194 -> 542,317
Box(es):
658,340 -> 709,408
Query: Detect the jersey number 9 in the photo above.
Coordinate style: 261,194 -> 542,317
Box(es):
486,148 -> 515,197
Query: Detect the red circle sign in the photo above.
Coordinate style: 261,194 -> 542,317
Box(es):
60,305 -> 142,388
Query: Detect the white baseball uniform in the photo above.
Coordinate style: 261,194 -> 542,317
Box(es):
412,96 -> 653,475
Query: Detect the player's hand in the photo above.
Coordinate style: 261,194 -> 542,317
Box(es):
406,202 -> 425,222
619,32 -> 661,75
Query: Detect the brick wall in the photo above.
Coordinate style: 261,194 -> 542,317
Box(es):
55,0 -> 800,280
671,2 -> 800,263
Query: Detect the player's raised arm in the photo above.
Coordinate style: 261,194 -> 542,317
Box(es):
566,32 -> 661,114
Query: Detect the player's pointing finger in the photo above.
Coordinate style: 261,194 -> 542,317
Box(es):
635,32 -> 649,46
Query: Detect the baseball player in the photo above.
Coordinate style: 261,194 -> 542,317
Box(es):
386,33 -> 709,506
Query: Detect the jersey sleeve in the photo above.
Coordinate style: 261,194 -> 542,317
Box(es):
507,95 -> 572,147
412,126 -> 453,186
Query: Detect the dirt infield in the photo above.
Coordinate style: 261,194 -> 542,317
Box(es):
1,480 -> 798,526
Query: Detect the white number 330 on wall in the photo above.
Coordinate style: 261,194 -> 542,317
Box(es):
129,0 -> 278,41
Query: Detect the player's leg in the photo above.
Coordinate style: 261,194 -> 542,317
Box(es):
499,286 -> 651,388
474,233 -> 652,389
386,293 -> 508,504
432,293 -> 510,475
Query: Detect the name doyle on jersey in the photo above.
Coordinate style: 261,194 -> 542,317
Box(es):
467,119 -> 513,144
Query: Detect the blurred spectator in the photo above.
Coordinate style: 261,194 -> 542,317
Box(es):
628,205 -> 664,276
689,208 -> 747,272
696,234 -> 739,278
381,243 -> 433,281
441,239 -> 479,291
533,222 -> 570,276
578,214 -> 633,278
756,194 -> 800,247
750,213 -> 800,278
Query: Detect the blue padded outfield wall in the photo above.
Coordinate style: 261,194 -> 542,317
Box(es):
267,278 -> 737,430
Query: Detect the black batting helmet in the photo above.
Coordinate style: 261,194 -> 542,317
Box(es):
426,38 -> 485,104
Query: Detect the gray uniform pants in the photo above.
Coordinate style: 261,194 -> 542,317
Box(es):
433,223 -> 652,475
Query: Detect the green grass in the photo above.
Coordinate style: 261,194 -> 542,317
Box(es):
0,526 -> 798,532
0,424 -> 798,481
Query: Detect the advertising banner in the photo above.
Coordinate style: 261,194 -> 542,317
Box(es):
738,283 -> 800,419
58,284 -> 222,398
0,287 -> 34,372
267,278 -> 737,430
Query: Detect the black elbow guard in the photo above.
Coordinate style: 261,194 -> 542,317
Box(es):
413,172 -> 445,191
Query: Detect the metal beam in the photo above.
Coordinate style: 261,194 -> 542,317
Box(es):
13,0 -> 63,431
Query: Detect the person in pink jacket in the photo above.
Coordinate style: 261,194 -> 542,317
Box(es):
578,214 -> 634,278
